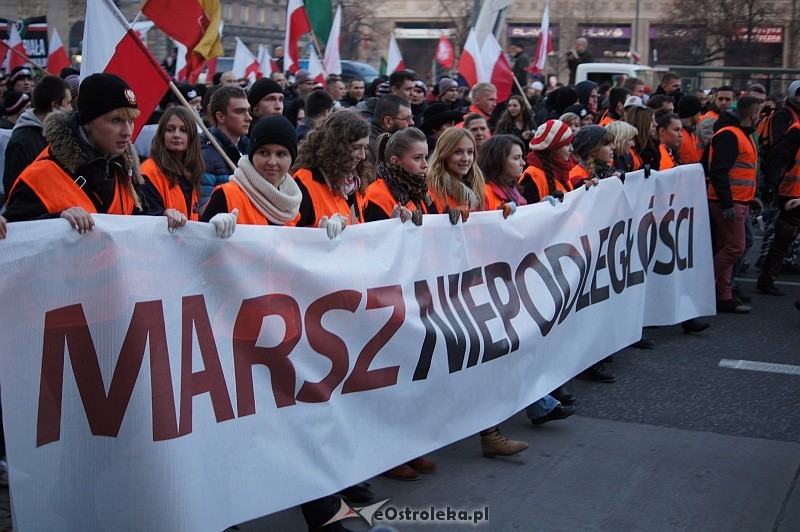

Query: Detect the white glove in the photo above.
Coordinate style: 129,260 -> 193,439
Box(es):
318,213 -> 348,239
210,208 -> 238,238
541,195 -> 558,206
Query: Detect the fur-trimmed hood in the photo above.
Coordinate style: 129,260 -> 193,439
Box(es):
42,109 -> 143,185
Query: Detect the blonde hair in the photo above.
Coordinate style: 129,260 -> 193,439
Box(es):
605,120 -> 638,155
427,128 -> 485,210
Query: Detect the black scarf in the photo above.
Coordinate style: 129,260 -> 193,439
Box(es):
378,161 -> 429,206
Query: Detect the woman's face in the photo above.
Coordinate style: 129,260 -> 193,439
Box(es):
568,119 -> 580,133
649,116 -> 657,138
597,142 -> 615,164
554,143 -> 573,161
446,137 -> 475,177
163,114 -> 189,155
349,136 -> 369,170
87,108 -> 134,156
505,144 -> 525,180
507,99 -> 521,118
251,143 -> 293,187
392,141 -> 428,178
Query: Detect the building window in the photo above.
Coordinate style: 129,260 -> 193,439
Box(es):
223,3 -> 232,22
257,6 -> 265,25
273,6 -> 281,29
240,5 -> 249,24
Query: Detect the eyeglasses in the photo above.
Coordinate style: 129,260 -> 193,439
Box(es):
393,115 -> 414,124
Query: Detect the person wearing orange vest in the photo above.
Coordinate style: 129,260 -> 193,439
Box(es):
696,85 -> 735,151
676,94 -> 704,164
569,124 -> 617,188
201,115 -> 301,230
656,111 -> 682,170
707,96 -> 763,313
597,87 -> 630,126
139,107 -> 203,225
757,121 -> 800,295
4,73 -> 154,232
291,110 -> 369,236
476,134 -> 526,214
426,127 -> 486,222
625,104 -> 660,172
521,119 -> 575,204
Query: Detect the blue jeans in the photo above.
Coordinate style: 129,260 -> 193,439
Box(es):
525,394 -> 560,418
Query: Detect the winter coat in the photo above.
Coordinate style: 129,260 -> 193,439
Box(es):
199,127 -> 247,212
3,108 -> 46,194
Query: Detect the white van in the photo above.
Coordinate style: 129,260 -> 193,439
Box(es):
575,63 -> 661,88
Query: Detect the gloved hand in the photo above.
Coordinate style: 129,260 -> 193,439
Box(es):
447,207 -> 461,225
390,204 -> 413,222
318,213 -> 348,239
498,201 -> 517,219
541,195 -> 558,206
459,207 -> 470,222
722,206 -> 736,221
411,209 -> 423,226
552,190 -> 564,201
210,208 -> 238,238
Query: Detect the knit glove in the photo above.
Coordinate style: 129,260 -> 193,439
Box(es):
210,208 -> 238,238
318,213 -> 348,239
390,204 -> 413,223
447,207 -> 461,225
411,210 -> 423,226
498,201 -> 517,219
541,195 -> 558,206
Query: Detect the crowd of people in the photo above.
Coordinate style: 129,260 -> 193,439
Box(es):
0,50 -> 799,530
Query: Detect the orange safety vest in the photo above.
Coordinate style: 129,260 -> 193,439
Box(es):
292,167 -> 364,226
598,113 -> 614,127
678,128 -> 702,164
11,146 -> 136,214
778,123 -> 800,198
140,158 -> 199,221
519,165 -> 572,202
707,125 -> 757,203
659,144 -> 676,170
363,178 -> 434,218
568,164 -> 590,188
630,148 -> 643,171
212,181 -> 269,225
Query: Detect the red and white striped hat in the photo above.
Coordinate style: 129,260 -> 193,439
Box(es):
529,120 -> 574,152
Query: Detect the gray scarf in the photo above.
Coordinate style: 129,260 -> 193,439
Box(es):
230,156 -> 301,225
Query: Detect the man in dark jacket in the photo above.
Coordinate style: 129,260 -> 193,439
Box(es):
3,75 -> 71,195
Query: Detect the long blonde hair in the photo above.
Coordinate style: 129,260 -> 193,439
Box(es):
427,128 -> 485,210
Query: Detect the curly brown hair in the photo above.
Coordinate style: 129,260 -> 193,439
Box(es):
292,109 -> 373,192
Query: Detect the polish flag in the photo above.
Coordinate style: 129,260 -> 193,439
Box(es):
435,35 -> 454,69
322,4 -> 342,75
529,0 -> 552,74
3,23 -> 28,73
257,45 -> 278,77
80,0 -> 171,139
307,45 -> 326,85
46,28 -> 70,75
456,28 -> 485,88
387,32 -> 405,74
175,40 -> 188,80
233,38 -> 260,83
481,33 -> 513,102
283,0 -> 312,73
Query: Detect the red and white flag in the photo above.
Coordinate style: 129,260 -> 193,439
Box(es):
456,28 -> 485,88
175,40 -> 188,80
46,28 -> 70,75
233,37 -> 260,83
529,0 -> 552,74
322,4 -> 342,75
3,23 -> 28,73
283,0 -> 312,73
257,45 -> 278,77
480,32 -> 513,102
387,32 -> 405,74
435,35 -> 454,69
307,45 -> 326,86
80,0 -> 171,139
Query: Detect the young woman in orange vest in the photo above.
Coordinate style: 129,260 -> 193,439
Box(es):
200,115 -> 301,230
3,73 -> 175,232
606,120 -> 637,174
291,110 -> 370,237
426,127 -> 486,223
655,111 -> 683,170
519,119 -> 575,204
139,107 -> 204,227
477,134 -> 526,213
363,127 -> 439,224
624,104 -> 660,172
568,125 -> 617,188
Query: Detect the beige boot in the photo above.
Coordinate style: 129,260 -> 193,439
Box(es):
479,426 -> 529,458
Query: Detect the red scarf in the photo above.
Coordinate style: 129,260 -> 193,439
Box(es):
526,150 -> 574,189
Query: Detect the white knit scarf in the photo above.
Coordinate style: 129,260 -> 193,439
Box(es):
230,155 -> 302,225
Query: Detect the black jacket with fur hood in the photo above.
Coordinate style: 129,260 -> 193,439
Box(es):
4,110 -> 145,222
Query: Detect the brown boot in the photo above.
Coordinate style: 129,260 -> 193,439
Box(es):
383,464 -> 420,481
407,456 -> 437,474
479,426 -> 529,458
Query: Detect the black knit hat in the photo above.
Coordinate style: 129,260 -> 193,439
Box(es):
77,73 -> 138,124
2,89 -> 29,115
248,78 -> 283,107
572,125 -> 608,159
173,82 -> 199,104
677,95 -> 703,119
420,102 -> 464,134
248,115 -> 298,163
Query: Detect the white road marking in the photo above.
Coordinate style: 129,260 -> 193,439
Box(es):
719,359 -> 800,376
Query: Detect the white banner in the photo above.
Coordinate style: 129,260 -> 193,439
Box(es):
0,165 -> 714,531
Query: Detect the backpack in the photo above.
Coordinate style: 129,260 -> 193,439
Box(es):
757,105 -> 799,156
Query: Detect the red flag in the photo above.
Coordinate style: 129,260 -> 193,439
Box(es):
81,0 -> 171,139
457,28 -> 484,88
308,46 -> 326,85
3,23 -> 27,73
387,33 -> 405,74
233,38 -> 260,82
529,0 -> 552,74
46,28 -> 70,75
283,0 -> 312,73
435,36 -> 454,69
481,33 -> 513,102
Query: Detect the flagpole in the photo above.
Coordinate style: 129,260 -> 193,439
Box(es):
512,75 -> 532,111
306,29 -> 326,71
167,81 -> 237,173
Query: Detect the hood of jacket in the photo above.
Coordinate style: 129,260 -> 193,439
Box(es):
713,108 -> 742,132
42,109 -> 142,185
12,108 -> 43,131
